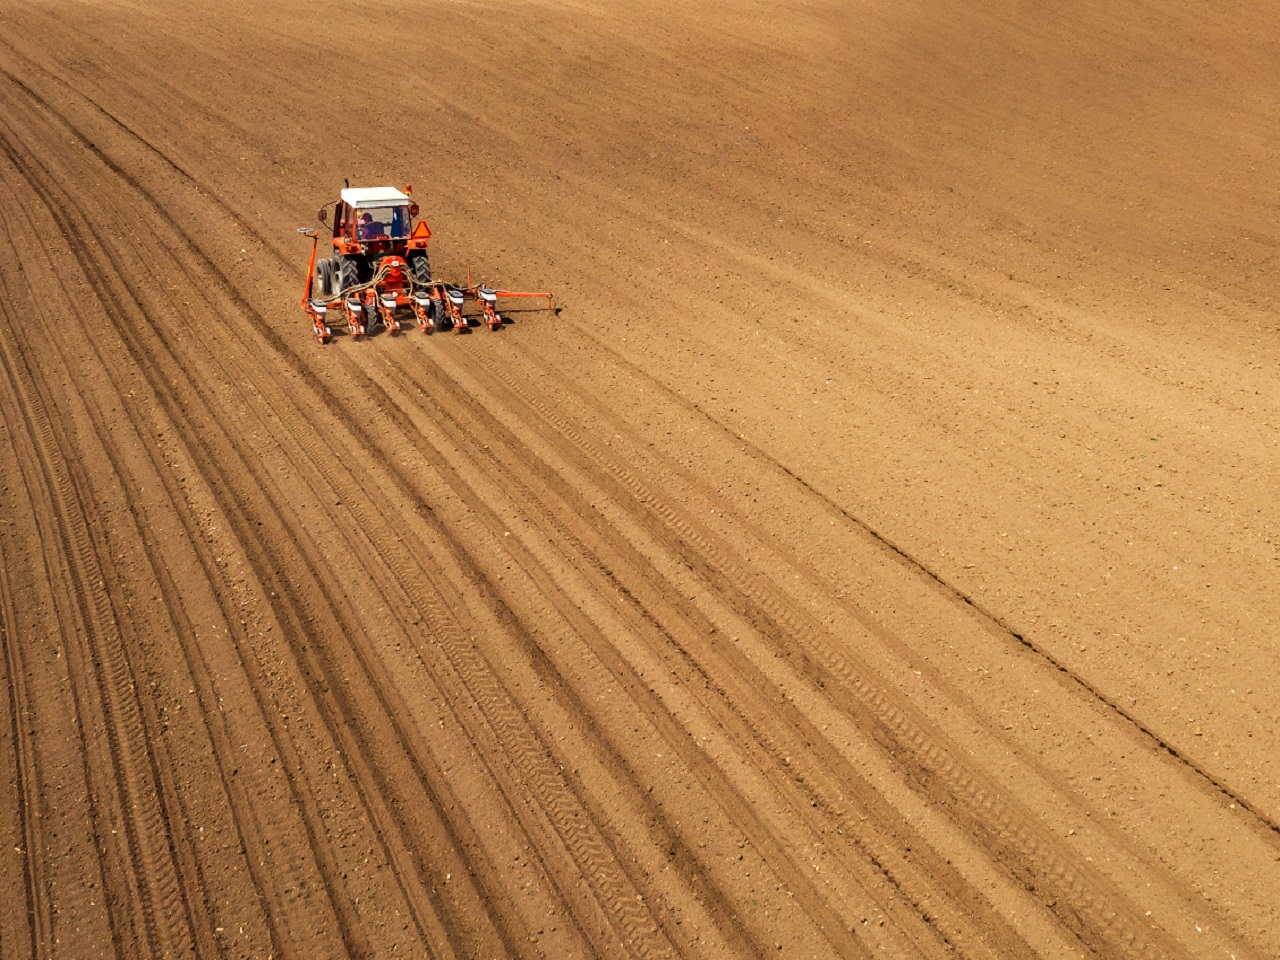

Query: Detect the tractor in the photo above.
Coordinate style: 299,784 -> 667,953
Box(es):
297,184 -> 552,343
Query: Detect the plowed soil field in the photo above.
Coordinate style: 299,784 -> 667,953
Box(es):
2,1 -> 1278,957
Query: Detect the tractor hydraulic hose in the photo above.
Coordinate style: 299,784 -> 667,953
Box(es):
313,261 -> 397,304
315,263 -> 453,305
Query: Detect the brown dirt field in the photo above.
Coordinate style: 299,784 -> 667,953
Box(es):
1,0 -> 1277,957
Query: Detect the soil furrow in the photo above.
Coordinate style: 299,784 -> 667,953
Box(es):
371,343 -> 1038,959
358,344 -> 972,956
0,411 -> 46,960
528,316 -> 1280,843
0,60 -> 614,960
0,58 -> 1193,957
0,92 -> 384,959
0,69 -> 706,956
0,302 -> 184,958
1,2 -> 1277,957
438,342 -> 1187,959
0,129 -> 313,960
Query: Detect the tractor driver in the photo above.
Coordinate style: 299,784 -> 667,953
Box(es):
358,211 -> 385,240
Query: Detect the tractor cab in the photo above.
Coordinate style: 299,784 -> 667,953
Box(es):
326,186 -> 423,255
353,205 -> 412,241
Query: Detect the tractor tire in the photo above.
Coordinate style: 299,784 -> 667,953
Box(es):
339,257 -> 360,294
313,257 -> 334,298
411,253 -> 432,288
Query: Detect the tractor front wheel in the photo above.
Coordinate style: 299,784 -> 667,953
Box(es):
313,257 -> 335,298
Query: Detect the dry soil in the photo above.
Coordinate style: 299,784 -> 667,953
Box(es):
1,1 -> 1278,958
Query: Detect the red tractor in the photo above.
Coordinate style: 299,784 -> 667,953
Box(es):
298,184 -> 552,343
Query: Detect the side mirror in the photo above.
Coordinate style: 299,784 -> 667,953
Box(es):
409,203 -> 420,218
318,208 -> 328,224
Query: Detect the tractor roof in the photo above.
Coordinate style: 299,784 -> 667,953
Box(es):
341,186 -> 411,207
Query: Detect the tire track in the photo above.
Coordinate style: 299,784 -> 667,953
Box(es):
0,268 -> 199,957
0,128 -> 316,960
0,251 -> 119,960
360,344 -> 980,957
0,51 -> 1162,960
0,58 -> 665,960
542,309 -> 1280,847
322,360 -> 778,960
436,341 -> 1184,960
0,458 -> 46,960
369,343 -> 1037,960
0,66 -> 768,953
0,26 -> 1257,960
0,90 -> 385,960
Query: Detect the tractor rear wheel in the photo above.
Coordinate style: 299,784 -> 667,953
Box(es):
411,253 -> 432,287
339,257 -> 360,294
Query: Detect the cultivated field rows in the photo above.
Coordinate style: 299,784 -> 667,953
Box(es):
1,1 -> 1277,958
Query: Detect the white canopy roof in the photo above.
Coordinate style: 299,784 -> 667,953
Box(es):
341,186 -> 411,207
